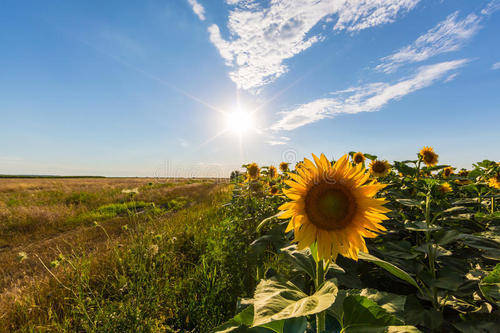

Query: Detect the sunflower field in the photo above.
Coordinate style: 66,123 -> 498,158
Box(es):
216,148 -> 500,333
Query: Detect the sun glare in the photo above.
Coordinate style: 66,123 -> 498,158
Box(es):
226,109 -> 254,135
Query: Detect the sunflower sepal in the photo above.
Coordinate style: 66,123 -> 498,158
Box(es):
309,242 -> 320,263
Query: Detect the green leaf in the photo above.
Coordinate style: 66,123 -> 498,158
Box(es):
364,153 -> 378,160
395,199 -> 422,208
442,206 -> 469,214
359,289 -> 406,320
404,220 -> 441,232
358,252 -> 420,290
328,291 -> 420,332
381,241 -> 419,260
431,267 -> 466,291
435,230 -> 464,246
452,198 -> 479,205
404,296 -> 443,330
257,212 -> 284,232
250,225 -> 286,256
393,162 -> 416,176
252,279 -> 338,328
282,317 -> 307,333
425,165 -> 449,171
453,320 -> 500,333
280,245 -> 317,280
213,305 -> 256,332
341,295 -> 403,328
462,235 -> 500,252
479,263 -> 500,305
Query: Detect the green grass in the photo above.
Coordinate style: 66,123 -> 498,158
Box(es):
1,183 -> 267,332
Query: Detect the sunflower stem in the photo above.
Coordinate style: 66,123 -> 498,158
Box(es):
416,156 -> 422,180
315,259 -> 326,333
424,190 -> 438,309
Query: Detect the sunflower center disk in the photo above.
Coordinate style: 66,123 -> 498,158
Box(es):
305,184 -> 354,230
373,163 -> 386,173
423,153 -> 434,163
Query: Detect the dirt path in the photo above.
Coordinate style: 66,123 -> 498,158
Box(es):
0,182 -> 220,304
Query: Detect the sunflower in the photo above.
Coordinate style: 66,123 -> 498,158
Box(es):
268,166 -> 278,179
278,153 -> 390,261
458,169 -> 469,178
269,186 -> 280,195
488,173 -> 500,189
438,182 -> 452,194
369,160 -> 391,177
279,162 -> 289,173
443,167 -> 454,178
246,163 -> 260,180
419,146 -> 439,167
352,152 -> 365,165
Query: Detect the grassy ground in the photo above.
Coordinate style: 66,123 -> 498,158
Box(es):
0,177 -> 254,332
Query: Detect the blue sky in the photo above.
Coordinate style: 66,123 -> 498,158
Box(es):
1,0 -> 499,177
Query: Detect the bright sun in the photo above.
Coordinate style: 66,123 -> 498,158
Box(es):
226,109 -> 254,135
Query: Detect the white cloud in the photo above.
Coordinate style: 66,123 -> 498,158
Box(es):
376,11 -> 481,73
481,0 -> 500,16
187,0 -> 206,21
333,0 -> 420,32
492,62 -> 500,70
209,0 -> 420,90
271,59 -> 468,131
267,136 -> 290,146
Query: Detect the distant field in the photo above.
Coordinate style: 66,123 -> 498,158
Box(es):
0,175 -> 106,178
0,177 -> 234,331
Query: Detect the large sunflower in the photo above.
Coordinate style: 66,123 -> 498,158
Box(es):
420,146 -> 439,167
369,160 -> 391,177
278,153 -> 390,261
352,152 -> 365,165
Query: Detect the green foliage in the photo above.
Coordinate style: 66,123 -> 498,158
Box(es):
218,153 -> 499,332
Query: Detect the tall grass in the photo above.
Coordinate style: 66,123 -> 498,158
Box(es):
0,181 -> 272,332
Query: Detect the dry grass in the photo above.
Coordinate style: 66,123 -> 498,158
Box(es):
0,178 -> 213,246
0,178 -> 226,307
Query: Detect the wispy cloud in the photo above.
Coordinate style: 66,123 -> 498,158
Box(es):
377,1 -> 499,73
492,62 -> 500,70
187,0 -> 206,21
209,0 -> 420,90
271,59 -> 468,131
266,136 -> 290,146
482,0 -> 500,16
376,12 -> 481,73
